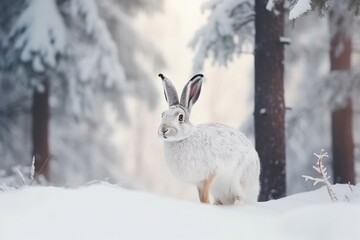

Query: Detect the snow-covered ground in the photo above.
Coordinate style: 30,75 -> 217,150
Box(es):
0,183 -> 359,240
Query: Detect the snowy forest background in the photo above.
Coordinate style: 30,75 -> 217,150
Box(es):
1,0 -> 360,201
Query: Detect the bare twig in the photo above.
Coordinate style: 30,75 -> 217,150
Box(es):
29,157 -> 35,185
13,167 -> 27,186
302,149 -> 338,202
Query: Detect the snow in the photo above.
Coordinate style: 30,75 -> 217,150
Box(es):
0,183 -> 359,240
289,0 -> 312,20
266,0 -> 274,11
279,36 -> 291,45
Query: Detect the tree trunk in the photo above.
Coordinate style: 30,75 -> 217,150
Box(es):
254,0 -> 286,201
32,74 -> 50,180
329,10 -> 355,184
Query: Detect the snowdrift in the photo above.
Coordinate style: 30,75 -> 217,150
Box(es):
0,183 -> 359,240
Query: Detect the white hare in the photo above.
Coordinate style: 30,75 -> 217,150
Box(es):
158,73 -> 260,205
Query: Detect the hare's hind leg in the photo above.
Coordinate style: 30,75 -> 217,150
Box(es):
246,182 -> 260,203
234,196 -> 246,206
237,174 -> 260,204
197,175 -> 215,204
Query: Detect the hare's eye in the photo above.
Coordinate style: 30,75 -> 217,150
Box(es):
178,114 -> 184,122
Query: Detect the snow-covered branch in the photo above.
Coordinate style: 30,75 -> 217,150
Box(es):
65,0 -> 127,89
189,0 -> 254,72
289,0 -> 312,20
9,0 -> 67,72
302,150 -> 338,201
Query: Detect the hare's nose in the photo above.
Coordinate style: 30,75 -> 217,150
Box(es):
162,127 -> 169,134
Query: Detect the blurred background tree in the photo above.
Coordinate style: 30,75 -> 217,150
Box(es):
0,0 -> 163,186
287,0 -> 360,189
329,3 -> 355,184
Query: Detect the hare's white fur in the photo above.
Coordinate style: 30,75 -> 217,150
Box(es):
158,74 -> 260,205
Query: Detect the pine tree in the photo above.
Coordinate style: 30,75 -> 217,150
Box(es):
0,0 -> 163,184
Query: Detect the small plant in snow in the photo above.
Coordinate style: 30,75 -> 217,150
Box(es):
13,157 -> 36,186
302,149 -> 338,202
13,166 -> 27,186
29,157 -> 36,185
0,157 -> 38,191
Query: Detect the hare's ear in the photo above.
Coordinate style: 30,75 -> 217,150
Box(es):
180,74 -> 203,112
159,73 -> 179,106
